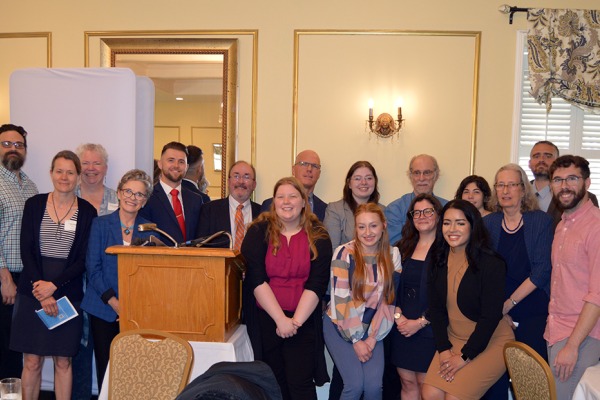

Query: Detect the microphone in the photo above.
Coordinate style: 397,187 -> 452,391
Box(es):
179,231 -> 234,250
138,223 -> 179,248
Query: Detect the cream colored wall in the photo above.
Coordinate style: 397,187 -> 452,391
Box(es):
1,0 -> 591,204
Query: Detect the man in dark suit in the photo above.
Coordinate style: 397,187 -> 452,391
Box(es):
529,140 -> 598,227
198,161 -> 260,249
182,145 -> 211,204
261,149 -> 327,221
139,142 -> 203,244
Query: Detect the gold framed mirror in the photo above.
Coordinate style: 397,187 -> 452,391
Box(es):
100,38 -> 237,198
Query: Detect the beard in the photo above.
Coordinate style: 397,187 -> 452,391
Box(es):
556,185 -> 586,211
2,151 -> 25,171
532,164 -> 549,180
162,169 -> 184,184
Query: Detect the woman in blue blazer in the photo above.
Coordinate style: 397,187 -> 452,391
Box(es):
81,169 -> 155,389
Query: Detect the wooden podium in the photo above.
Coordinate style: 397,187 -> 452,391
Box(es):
105,246 -> 245,342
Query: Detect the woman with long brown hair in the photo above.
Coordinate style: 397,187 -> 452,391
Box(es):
390,193 -> 442,400
242,177 -> 332,400
323,203 -> 401,399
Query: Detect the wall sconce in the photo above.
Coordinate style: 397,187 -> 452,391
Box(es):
367,99 -> 405,139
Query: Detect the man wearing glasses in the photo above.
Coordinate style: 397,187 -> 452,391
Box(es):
261,149 -> 327,221
197,161 -> 260,249
528,140 -> 597,227
385,154 -> 447,245
0,124 -> 38,379
545,155 -> 600,400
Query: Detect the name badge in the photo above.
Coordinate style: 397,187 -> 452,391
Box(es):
107,202 -> 119,212
64,220 -> 77,232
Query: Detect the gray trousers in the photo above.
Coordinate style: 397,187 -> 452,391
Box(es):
547,336 -> 600,400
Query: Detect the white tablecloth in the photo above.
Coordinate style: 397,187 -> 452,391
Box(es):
98,324 -> 254,400
573,362 -> 600,400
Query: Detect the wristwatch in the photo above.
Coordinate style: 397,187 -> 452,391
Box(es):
394,312 -> 402,320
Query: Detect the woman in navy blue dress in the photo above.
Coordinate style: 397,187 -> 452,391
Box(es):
390,193 -> 442,400
10,151 -> 97,400
483,164 -> 553,398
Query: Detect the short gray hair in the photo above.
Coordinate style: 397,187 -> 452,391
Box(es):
76,143 -> 109,164
117,169 -> 153,197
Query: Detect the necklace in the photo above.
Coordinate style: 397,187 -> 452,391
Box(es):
51,192 -> 76,239
502,214 -> 523,233
120,221 -> 134,235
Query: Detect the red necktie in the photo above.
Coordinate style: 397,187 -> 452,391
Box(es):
170,188 -> 186,241
234,204 -> 245,251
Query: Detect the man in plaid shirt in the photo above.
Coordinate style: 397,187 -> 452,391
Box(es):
0,124 -> 38,379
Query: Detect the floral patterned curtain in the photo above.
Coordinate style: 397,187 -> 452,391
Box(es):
527,8 -> 600,113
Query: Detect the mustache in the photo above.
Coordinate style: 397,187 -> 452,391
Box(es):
558,188 -> 576,195
234,184 -> 248,190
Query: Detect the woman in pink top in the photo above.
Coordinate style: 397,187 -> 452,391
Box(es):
242,177 -> 332,400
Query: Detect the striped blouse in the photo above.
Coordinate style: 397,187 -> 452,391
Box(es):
327,241 -> 401,343
40,209 -> 78,259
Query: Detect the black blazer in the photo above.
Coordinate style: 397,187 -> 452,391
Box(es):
139,183 -> 203,243
19,193 -> 97,302
260,193 -> 327,222
182,178 -> 211,205
428,250 -> 506,360
197,197 -> 261,247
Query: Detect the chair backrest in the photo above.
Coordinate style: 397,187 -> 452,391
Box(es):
503,340 -> 557,400
109,328 -> 194,400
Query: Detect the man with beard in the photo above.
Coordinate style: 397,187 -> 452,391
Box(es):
261,149 -> 327,221
197,161 -> 260,249
529,140 -> 597,226
545,155 -> 600,400
0,124 -> 38,379
139,142 -> 203,244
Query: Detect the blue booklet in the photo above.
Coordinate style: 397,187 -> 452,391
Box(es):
35,296 -> 79,330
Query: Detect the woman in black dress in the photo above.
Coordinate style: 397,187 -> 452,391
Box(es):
390,193 -> 441,400
10,150 -> 96,400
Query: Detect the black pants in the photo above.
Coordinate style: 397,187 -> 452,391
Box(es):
258,308 -> 317,400
0,272 -> 22,379
90,315 -> 120,389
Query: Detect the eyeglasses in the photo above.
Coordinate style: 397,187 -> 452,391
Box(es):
551,175 -> 582,187
409,208 -> 436,218
230,173 -> 254,182
494,182 -> 523,191
410,169 -> 434,178
295,161 -> 321,170
351,175 -> 375,182
0,141 -> 26,149
121,188 -> 148,200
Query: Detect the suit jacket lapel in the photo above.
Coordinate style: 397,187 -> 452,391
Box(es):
156,185 -> 179,227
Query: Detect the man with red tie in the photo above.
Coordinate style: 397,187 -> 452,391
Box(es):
139,142 -> 203,244
197,161 -> 261,249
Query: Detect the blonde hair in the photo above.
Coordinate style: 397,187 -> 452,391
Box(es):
489,163 -> 539,212
351,203 -> 395,304
252,177 -> 328,260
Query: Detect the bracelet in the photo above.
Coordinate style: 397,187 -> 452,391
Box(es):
510,298 -> 518,306
418,316 -> 429,328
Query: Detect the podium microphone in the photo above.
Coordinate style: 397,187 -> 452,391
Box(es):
179,231 -> 234,250
138,223 -> 179,248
